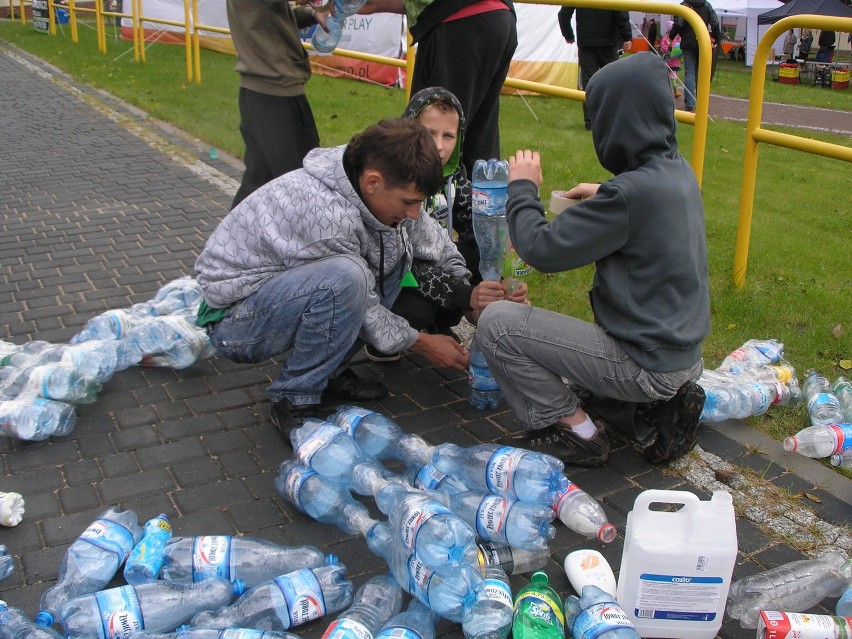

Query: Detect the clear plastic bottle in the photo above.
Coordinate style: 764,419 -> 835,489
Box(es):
58,578 -> 244,637
837,585 -> 852,617
726,551 -> 852,629
189,557 -> 353,632
311,0 -> 367,54
699,381 -> 788,422
141,315 -> 210,369
123,629 -> 300,639
124,318 -> 179,362
0,601 -> 64,638
0,492 -> 25,527
36,507 -> 141,625
0,364 -> 99,404
275,460 -> 378,536
0,546 -> 13,581
374,481 -> 478,569
375,600 -> 437,639
829,452 -> 851,468
783,423 -> 852,458
719,339 -> 784,375
290,419 -> 368,485
471,159 -> 509,282
431,443 -> 568,506
802,371 -> 843,427
833,376 -> 852,423
71,309 -> 144,344
321,574 -> 403,639
0,398 -> 77,441
326,406 -> 433,465
476,542 -> 548,577
462,565 -> 513,639
553,482 -> 617,543
448,490 -> 555,552
405,462 -> 469,495
364,522 -> 482,624
511,571 -> 565,639
124,514 -> 172,585
564,585 -> 640,639
12,341 -> 119,385
161,535 -> 325,588
468,340 -> 502,410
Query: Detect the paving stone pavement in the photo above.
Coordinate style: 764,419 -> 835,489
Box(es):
1,40 -> 850,639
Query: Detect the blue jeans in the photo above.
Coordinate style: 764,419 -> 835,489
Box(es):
208,256 -> 374,405
683,48 -> 698,110
475,302 -> 702,438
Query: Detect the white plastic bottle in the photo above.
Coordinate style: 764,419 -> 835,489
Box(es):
563,549 -> 617,597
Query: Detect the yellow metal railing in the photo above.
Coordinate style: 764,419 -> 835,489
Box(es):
732,14 -> 852,288
9,0 -> 28,24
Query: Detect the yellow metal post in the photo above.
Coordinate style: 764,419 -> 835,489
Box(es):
192,0 -> 202,84
182,0 -> 193,82
69,0 -> 78,43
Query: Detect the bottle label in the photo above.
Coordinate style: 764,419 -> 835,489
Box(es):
335,407 -> 372,437
482,577 -> 513,610
80,518 -> 136,563
93,585 -> 143,638
412,464 -> 448,492
192,535 -> 233,581
807,392 -> 839,413
274,568 -> 326,627
572,601 -> 635,639
485,446 -> 527,499
407,555 -> 436,601
553,482 -> 581,514
296,422 -> 341,466
633,573 -> 723,620
757,611 -> 852,639
375,628 -> 424,639
282,465 -> 319,510
514,591 -> 564,635
831,423 -> 852,452
477,542 -> 514,575
322,617 -> 374,639
399,500 -> 453,554
468,362 -> 500,392
475,494 -> 511,539
217,630 -> 269,639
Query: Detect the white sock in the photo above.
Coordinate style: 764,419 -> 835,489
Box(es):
570,416 -> 597,440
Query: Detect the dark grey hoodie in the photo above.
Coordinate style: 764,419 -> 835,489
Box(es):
505,53 -> 710,373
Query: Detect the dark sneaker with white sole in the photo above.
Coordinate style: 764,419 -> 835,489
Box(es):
270,399 -> 320,441
642,381 -> 706,465
325,368 -> 388,401
365,345 -> 401,363
498,420 -> 610,467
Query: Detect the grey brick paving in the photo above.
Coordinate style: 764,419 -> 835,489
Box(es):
0,37 -> 849,639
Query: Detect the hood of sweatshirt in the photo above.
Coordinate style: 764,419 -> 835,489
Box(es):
586,52 -> 679,176
402,86 -> 466,179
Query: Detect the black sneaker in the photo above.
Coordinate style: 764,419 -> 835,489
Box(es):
498,420 -> 610,467
325,368 -> 388,401
642,381 -> 706,465
270,399 -> 320,440
365,345 -> 401,363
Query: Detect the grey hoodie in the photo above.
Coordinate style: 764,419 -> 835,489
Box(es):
505,53 -> 710,372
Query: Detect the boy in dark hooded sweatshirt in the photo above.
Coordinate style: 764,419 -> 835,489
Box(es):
475,53 -> 709,467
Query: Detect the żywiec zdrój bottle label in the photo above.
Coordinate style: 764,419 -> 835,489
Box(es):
572,601 -> 636,639
274,568 -> 326,628
192,535 -> 233,581
93,586 -> 143,638
485,447 -> 528,500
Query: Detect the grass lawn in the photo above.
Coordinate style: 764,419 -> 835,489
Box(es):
1,18 -> 850,472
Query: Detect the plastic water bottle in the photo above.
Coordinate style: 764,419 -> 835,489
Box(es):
468,339 -> 502,410
9,341 -> 120,385
0,546 -> 13,581
511,571 -> 565,639
564,585 -> 640,639
374,481 -> 478,569
122,629 -> 300,638
348,459 -> 410,497
364,522 -> 482,623
189,557 -> 354,631
0,492 -> 25,527
375,600 -> 437,639
471,159 -> 509,282
830,452 -> 852,468
71,309 -> 146,344
311,0 -> 367,54
837,585 -> 852,616
57,578 -> 244,637
431,443 -> 568,505
275,460 -> 377,536
554,482 -> 617,543
326,406 -> 434,465
0,398 -> 77,441
321,574 -> 403,639
161,535 -> 325,588
142,315 -> 212,369
448,490 -> 555,552
462,565 -> 513,639
698,381 -> 787,421
124,318 -> 179,362
0,364 -> 99,403
833,376 -> 852,423
0,601 -> 64,638
36,507 -> 141,625
726,551 -> 852,629
290,419 -> 368,485
476,542 -> 548,576
802,371 -> 843,427
123,514 -> 172,585
406,462 -> 469,495
719,339 -> 784,374
783,423 -> 852,458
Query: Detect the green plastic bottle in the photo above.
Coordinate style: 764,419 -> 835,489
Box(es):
512,571 -> 566,639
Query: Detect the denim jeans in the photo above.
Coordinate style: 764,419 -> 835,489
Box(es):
475,302 -> 702,435
683,48 -> 698,110
208,255 -> 376,405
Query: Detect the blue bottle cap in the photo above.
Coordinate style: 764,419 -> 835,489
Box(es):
232,579 -> 246,596
35,611 -> 54,627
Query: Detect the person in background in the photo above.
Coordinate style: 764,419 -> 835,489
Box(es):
816,30 -> 836,62
667,0 -> 721,113
360,0 -> 517,179
783,29 -> 797,61
660,22 -> 683,98
558,6 -> 633,130
196,119 -> 490,437
227,0 -> 327,209
796,28 -> 813,61
648,17 -> 658,52
475,53 -> 709,468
